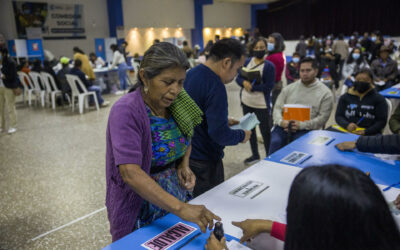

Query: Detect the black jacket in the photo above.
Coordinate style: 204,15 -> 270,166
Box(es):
357,134 -> 400,154
335,89 -> 388,135
1,57 -> 18,89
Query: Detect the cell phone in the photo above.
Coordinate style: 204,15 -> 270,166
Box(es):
213,222 -> 224,241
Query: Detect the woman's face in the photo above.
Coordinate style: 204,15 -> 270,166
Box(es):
253,40 -> 266,51
141,67 -> 186,109
267,36 -> 276,45
355,72 -> 372,84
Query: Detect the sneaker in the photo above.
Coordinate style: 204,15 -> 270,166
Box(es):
101,101 -> 110,107
7,127 -> 17,134
244,155 -> 260,166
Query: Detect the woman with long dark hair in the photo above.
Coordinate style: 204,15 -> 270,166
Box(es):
342,47 -> 369,87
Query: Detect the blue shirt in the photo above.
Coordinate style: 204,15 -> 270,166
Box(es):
184,64 -> 245,161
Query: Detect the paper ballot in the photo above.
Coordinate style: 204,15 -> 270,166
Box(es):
226,240 -> 252,250
231,113 -> 260,131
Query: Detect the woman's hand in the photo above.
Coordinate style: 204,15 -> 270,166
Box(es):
176,203 -> 221,233
346,123 -> 357,132
243,80 -> 252,92
205,233 -> 227,250
335,141 -> 356,151
232,219 -> 273,243
177,163 -> 196,191
353,130 -> 365,135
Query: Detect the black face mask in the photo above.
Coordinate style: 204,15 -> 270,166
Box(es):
253,50 -> 266,59
353,81 -> 371,93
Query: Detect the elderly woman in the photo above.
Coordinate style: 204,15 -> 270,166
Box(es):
106,42 -> 220,242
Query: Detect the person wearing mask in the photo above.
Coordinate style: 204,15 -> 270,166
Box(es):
369,31 -> 383,62
0,48 -> 20,134
269,57 -> 333,154
332,34 -> 349,76
371,45 -> 399,91
72,47 -> 96,82
236,37 -> 276,165
318,51 -> 339,89
184,39 -> 251,197
295,35 -> 307,58
70,59 -> 109,107
360,32 -> 372,54
89,53 -> 105,68
106,42 -> 220,242
266,32 -> 286,106
342,47 -> 369,87
110,44 -> 130,91
206,165 -> 400,250
335,68 -> 387,136
285,52 -> 300,84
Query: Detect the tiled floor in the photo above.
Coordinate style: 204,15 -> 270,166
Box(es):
0,82 -> 339,249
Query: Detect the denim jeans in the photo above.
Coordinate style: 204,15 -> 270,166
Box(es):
269,126 -> 309,155
118,62 -> 129,90
88,85 -> 104,105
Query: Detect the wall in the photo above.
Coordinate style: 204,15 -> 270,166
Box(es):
203,1 -> 250,29
0,0 -> 109,59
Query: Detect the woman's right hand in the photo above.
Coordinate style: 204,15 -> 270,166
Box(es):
232,219 -> 273,243
346,123 -> 358,132
176,203 -> 221,233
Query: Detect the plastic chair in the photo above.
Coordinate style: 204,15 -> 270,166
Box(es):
41,72 -> 62,110
65,74 -> 99,114
17,71 -> 38,106
29,72 -> 46,107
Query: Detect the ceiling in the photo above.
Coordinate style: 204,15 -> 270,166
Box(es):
215,0 -> 279,4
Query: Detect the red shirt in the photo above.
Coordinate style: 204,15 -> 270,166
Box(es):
271,221 -> 286,241
266,52 -> 286,82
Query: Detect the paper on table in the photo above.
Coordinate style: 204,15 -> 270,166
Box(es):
230,113 -> 260,131
226,240 -> 252,250
375,80 -> 386,86
309,136 -> 334,145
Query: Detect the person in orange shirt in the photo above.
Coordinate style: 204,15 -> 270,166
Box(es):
20,60 -> 31,87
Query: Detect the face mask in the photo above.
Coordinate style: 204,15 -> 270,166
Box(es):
292,57 -> 300,63
353,81 -> 370,93
267,43 -> 275,52
350,36 -> 355,40
371,37 -> 377,42
253,50 -> 265,59
352,53 -> 360,60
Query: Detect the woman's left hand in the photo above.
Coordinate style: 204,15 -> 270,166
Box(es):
177,163 -> 196,191
205,233 -> 227,250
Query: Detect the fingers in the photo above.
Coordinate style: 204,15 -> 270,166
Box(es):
196,219 -> 207,233
232,221 -> 242,228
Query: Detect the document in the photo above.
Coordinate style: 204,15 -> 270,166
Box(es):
282,104 -> 311,122
231,113 -> 260,131
281,151 -> 311,165
309,136 -> 334,145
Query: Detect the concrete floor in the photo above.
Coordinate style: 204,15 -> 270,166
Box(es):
0,82 -> 340,250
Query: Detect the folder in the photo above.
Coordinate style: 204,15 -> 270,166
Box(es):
332,124 -> 365,133
239,67 -> 262,85
283,104 -> 311,122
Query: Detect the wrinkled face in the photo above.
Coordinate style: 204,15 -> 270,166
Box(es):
300,62 -> 317,84
141,67 -> 186,109
220,56 -> 245,84
355,72 -> 372,84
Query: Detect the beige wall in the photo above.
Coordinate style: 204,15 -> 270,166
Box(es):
0,0 -> 109,58
203,1 -> 251,29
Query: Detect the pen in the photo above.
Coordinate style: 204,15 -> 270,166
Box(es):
382,181 -> 400,192
251,79 -> 256,87
356,116 -> 364,125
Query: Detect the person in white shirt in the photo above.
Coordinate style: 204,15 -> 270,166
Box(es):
89,53 -> 105,68
110,44 -> 129,90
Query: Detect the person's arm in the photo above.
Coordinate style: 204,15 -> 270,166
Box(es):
110,51 -> 120,69
342,63 -> 353,79
389,104 -> 400,134
235,58 -> 251,87
272,86 -> 288,126
176,143 -> 196,190
335,95 -> 351,129
206,87 -> 247,145
386,61 -> 398,81
356,134 -> 400,154
299,91 -> 334,130
232,219 -> 286,243
364,97 -> 388,135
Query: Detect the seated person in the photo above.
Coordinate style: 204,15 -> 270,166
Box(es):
335,68 -> 388,135
371,45 -> 399,91
57,57 -> 72,104
269,57 -> 333,154
318,50 -> 339,89
89,53 -> 105,68
69,59 -> 109,107
342,47 -> 369,87
206,165 -> 400,249
389,104 -> 400,134
285,52 -> 300,84
43,60 -> 61,90
336,134 -> 400,154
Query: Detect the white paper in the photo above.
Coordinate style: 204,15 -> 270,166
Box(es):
280,151 -> 311,164
375,80 -> 385,86
226,240 -> 252,250
229,180 -> 265,198
309,136 -> 334,145
231,113 -> 260,131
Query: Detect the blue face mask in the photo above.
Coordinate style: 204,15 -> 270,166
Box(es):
267,43 -> 275,52
292,57 -> 300,63
352,53 -> 360,60
371,37 -> 377,42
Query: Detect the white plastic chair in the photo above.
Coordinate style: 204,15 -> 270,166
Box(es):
41,72 -> 62,110
65,74 -> 99,114
29,71 -> 46,107
17,71 -> 38,106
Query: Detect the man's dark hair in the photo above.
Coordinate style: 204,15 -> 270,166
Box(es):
89,52 -> 96,58
74,59 -> 82,68
208,38 -> 246,65
110,44 -> 118,52
183,40 -> 188,46
299,57 -> 318,69
338,33 -> 345,40
355,67 -> 374,81
285,165 -> 400,250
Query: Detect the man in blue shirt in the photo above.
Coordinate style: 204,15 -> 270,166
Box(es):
184,38 -> 251,197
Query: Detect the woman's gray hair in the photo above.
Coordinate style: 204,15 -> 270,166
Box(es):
135,42 -> 190,87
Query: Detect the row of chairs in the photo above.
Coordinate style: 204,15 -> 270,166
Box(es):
17,71 -> 99,114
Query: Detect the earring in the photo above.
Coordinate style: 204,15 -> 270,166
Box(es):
144,86 -> 149,94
